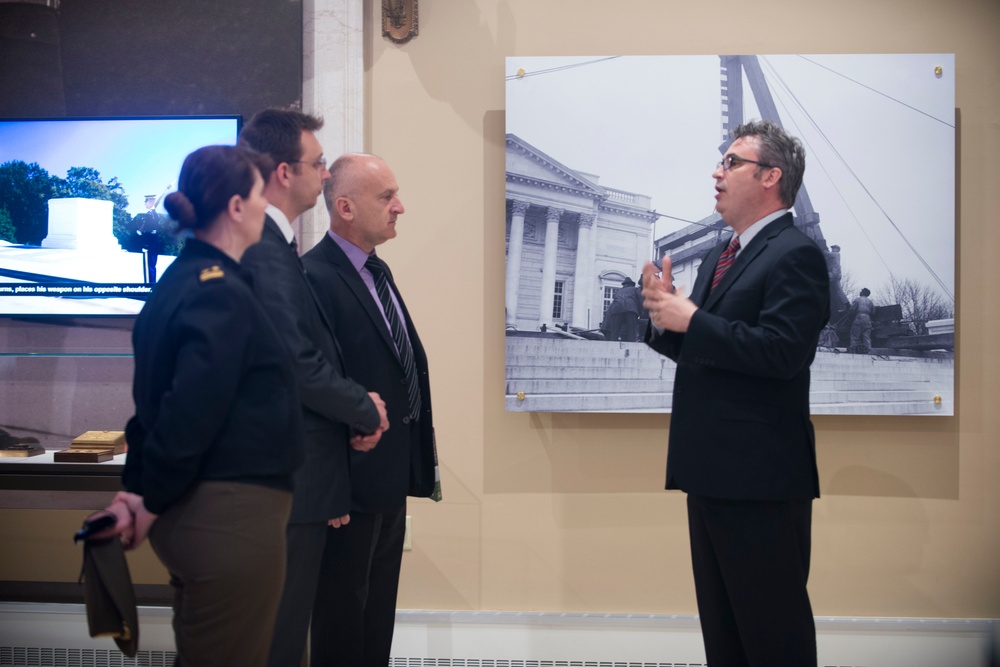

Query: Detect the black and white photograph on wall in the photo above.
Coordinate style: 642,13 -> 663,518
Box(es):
504,54 -> 955,416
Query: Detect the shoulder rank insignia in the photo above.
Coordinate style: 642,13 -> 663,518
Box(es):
199,265 -> 225,282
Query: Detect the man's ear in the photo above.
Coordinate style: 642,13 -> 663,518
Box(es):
335,195 -> 353,221
760,166 -> 783,192
274,162 -> 294,188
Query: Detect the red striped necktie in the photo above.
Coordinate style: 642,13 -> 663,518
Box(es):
711,235 -> 741,291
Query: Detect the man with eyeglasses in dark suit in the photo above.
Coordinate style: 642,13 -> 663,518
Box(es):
240,109 -> 389,667
642,119 -> 830,667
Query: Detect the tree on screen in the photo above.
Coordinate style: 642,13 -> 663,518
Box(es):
0,204 -> 16,244
53,167 -> 132,248
0,160 -> 56,246
0,160 -> 138,249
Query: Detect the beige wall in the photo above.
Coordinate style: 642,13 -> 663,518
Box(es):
2,0 -> 996,623
367,0 -> 1000,618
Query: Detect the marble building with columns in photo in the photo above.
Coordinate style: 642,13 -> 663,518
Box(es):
503,137 -> 953,416
504,134 -> 658,333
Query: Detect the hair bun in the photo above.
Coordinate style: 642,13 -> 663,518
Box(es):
164,191 -> 197,229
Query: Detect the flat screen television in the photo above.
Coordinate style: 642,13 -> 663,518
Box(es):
0,115 -> 242,317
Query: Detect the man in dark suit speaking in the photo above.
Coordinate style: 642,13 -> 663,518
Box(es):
302,153 -> 440,666
239,109 -> 389,667
642,120 -> 829,667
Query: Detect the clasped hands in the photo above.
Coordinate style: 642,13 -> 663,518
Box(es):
333,391 -> 392,529
349,391 -> 390,453
642,257 -> 698,333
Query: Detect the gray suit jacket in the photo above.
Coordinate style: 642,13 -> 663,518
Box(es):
242,216 -> 380,523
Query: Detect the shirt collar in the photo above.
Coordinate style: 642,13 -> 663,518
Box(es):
327,229 -> 373,273
266,205 -> 295,244
733,208 -> 789,254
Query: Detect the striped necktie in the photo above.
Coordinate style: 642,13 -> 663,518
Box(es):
365,255 -> 421,421
710,235 -> 741,291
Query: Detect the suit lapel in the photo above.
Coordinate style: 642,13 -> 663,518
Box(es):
701,213 -> 794,310
318,236 -> 398,359
692,242 -> 724,307
381,263 -> 425,365
264,217 -> 345,355
262,215 -> 283,242
262,215 -> 303,271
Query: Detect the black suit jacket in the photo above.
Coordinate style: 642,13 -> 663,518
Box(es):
647,213 -> 830,501
302,234 -> 437,513
241,216 -> 380,523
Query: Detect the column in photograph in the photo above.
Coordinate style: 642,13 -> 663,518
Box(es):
572,212 -> 597,330
538,206 -> 563,330
505,199 -> 529,327
636,212 -> 656,282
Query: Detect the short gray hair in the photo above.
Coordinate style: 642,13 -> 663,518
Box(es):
733,119 -> 805,208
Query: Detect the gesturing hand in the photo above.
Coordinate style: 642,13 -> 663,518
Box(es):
642,258 -> 697,333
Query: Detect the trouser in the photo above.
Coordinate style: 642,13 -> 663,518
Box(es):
310,504 -> 406,667
687,494 -> 816,667
267,522 -> 330,667
149,480 -> 292,667
850,315 -> 871,353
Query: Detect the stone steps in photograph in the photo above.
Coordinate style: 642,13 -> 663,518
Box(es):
504,335 -> 953,416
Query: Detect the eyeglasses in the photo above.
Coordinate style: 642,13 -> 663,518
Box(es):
290,156 -> 327,170
717,154 -> 775,172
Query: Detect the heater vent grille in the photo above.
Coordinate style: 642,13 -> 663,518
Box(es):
0,647 -> 176,667
388,661 -> 706,667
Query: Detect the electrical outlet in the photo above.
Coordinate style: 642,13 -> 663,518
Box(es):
403,515 -> 412,551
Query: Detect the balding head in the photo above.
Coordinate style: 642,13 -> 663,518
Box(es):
324,153 -> 367,212
323,153 -> 405,253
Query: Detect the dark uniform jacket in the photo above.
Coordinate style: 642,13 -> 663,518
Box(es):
123,238 -> 302,515
647,214 -> 830,501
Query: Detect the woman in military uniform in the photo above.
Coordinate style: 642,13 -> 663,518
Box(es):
113,145 -> 303,666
